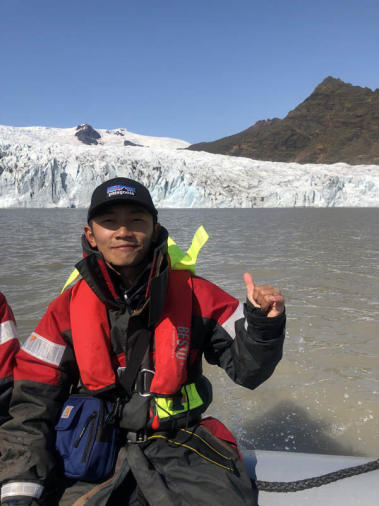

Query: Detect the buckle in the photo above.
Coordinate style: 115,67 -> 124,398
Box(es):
127,431 -> 148,444
136,368 -> 155,397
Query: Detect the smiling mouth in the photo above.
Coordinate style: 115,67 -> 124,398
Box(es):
113,244 -> 138,250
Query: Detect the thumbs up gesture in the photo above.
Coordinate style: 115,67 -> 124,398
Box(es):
243,273 -> 285,318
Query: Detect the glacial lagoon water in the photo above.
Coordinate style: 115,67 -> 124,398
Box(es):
0,208 -> 378,457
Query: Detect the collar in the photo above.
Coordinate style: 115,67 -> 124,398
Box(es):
75,227 -> 170,325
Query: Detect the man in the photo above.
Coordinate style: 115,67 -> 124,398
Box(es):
0,177 -> 285,505
0,292 -> 19,426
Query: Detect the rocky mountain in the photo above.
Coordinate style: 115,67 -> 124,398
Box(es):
188,77 -> 379,165
75,124 -> 101,145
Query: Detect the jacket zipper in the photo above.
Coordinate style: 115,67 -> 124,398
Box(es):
82,413 -> 99,463
73,411 -> 97,448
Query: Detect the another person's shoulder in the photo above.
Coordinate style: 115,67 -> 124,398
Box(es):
0,291 -> 10,311
0,291 -> 6,305
0,291 -> 15,322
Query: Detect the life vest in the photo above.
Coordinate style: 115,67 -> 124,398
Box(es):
70,269 -> 203,407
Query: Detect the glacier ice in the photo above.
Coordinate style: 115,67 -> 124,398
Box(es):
0,125 -> 378,208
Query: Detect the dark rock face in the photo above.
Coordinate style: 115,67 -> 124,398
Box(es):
124,140 -> 144,147
189,77 -> 379,165
75,124 -> 101,145
107,130 -> 125,136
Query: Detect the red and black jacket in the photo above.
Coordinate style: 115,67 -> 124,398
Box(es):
0,292 -> 19,426
0,228 -> 285,490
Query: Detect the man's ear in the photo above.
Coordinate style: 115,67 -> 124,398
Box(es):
84,224 -> 97,248
152,222 -> 161,242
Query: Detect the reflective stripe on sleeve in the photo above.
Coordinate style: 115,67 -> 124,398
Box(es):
1,481 -> 44,500
22,332 -> 65,366
221,302 -> 244,340
0,320 -> 18,345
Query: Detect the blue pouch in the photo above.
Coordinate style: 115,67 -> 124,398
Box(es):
55,395 -> 118,482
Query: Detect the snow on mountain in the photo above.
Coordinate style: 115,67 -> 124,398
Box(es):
0,124 -> 190,150
0,125 -> 378,209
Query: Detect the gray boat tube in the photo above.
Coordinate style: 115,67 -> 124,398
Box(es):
243,450 -> 379,506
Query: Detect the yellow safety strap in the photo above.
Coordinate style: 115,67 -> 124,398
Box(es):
61,226 -> 209,293
168,225 -> 209,274
154,383 -> 204,419
61,268 -> 80,293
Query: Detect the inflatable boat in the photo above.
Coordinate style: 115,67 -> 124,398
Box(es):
243,450 -> 379,505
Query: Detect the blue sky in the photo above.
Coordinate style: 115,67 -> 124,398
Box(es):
1,0 -> 378,143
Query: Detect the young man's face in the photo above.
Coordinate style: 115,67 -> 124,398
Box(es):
84,203 -> 159,278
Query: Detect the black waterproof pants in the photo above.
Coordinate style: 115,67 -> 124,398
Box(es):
125,425 -> 256,506
51,426 -> 257,505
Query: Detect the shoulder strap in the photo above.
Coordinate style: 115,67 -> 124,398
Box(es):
117,328 -> 152,399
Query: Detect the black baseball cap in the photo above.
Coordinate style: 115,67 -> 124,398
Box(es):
87,177 -> 158,222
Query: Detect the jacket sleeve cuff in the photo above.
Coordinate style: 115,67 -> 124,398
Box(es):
1,482 -> 44,502
244,299 -> 286,338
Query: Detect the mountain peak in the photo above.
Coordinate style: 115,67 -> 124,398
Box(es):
311,76 -> 377,97
75,124 -> 101,145
314,76 -> 347,91
189,77 -> 379,165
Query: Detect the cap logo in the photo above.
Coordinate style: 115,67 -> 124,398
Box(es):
107,184 -> 136,198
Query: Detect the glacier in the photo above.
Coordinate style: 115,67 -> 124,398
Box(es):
0,125 -> 379,208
